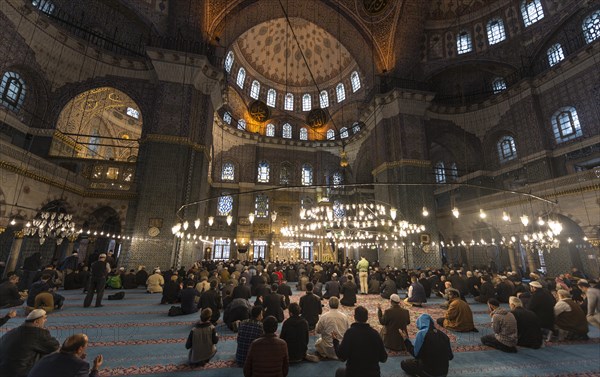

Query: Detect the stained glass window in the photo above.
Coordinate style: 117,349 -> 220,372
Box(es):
457,31 -> 473,54
267,89 -> 276,107
352,122 -> 361,134
213,239 -> 230,260
486,18 -> 506,45
302,164 -> 313,186
326,129 -> 335,140
547,43 -> 565,67
333,200 -> 345,218
492,77 -> 507,94
32,0 -> 54,14
320,90 -> 329,108
299,127 -> 308,140
223,111 -> 232,124
237,119 -> 246,131
224,51 -> 234,73
552,107 -> 582,143
434,162 -> 446,183
449,162 -> 459,181
236,68 -> 246,88
0,71 -> 26,111
336,83 -> 346,103
333,171 -> 343,187
340,127 -> 349,139
217,194 -> 233,216
350,71 -> 361,92
282,123 -> 292,139
266,123 -> 275,137
497,136 -> 517,163
302,94 -> 311,111
250,80 -> 260,99
221,162 -> 234,181
583,11 -> 600,43
284,93 -> 294,111
255,194 -> 269,218
521,0 -> 544,27
280,162 -> 292,185
126,107 -> 139,119
257,161 -> 270,183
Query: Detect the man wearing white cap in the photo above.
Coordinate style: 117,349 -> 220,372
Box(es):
377,294 -> 410,351
83,253 -> 110,308
526,280 -> 556,336
0,309 -> 59,377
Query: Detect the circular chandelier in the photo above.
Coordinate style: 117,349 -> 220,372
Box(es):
23,211 -> 78,245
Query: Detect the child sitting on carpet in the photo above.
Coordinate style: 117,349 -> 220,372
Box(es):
186,308 -> 219,367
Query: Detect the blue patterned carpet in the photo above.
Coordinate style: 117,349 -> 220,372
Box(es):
1,287 -> 599,377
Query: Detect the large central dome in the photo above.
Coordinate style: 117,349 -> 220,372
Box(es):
233,17 -> 354,88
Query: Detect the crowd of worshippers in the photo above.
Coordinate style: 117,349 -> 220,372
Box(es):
1,253 -> 599,377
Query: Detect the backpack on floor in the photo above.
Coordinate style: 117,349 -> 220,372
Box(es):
168,306 -> 183,316
108,291 -> 125,300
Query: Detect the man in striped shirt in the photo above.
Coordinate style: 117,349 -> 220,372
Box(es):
235,306 -> 264,366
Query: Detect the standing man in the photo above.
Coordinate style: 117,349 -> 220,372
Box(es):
356,256 -> 369,294
83,253 -> 109,308
28,333 -> 104,377
0,309 -> 60,377
333,306 -> 388,377
377,294 -> 410,351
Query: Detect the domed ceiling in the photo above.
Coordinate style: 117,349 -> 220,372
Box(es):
233,17 -> 355,88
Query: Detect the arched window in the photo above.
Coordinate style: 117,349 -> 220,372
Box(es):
486,18 -> 506,45
332,171 -> 343,187
547,43 -> 565,67
350,71 -> 361,92
280,162 -> 292,185
336,83 -> 346,103
299,127 -> 308,140
302,94 -> 312,111
284,93 -> 294,111
434,162 -> 446,183
250,80 -> 260,99
223,111 -> 232,124
32,0 -> 54,15
340,127 -> 349,139
126,107 -> 139,119
237,119 -> 246,131
302,164 -> 313,186
497,135 -> 518,163
221,162 -> 235,181
551,107 -> 583,143
224,51 -> 234,73
0,71 -> 26,111
282,123 -> 292,139
333,200 -> 345,218
456,31 -> 473,54
236,68 -> 246,88
255,194 -> 269,218
320,90 -> 329,108
266,89 -> 277,107
266,123 -> 275,137
492,77 -> 507,94
582,11 -> 600,44
326,129 -> 335,140
352,122 -> 361,134
87,129 -> 100,158
217,193 -> 233,216
449,162 -> 459,181
257,161 -> 270,183
521,0 -> 544,27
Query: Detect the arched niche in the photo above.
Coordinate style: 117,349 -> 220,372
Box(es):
49,87 -> 142,162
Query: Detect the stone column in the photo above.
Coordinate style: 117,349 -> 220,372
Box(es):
64,234 -> 78,257
507,245 -> 518,273
525,246 -> 537,275
4,230 -> 25,278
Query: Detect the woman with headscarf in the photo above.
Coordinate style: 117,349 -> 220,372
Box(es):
400,314 -> 454,377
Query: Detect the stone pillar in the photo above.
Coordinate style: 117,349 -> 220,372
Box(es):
64,234 -> 78,257
4,230 -> 25,278
525,246 -> 537,275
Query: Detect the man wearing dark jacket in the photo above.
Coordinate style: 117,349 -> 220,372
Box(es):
377,294 -> 410,351
263,284 -> 287,322
380,274 -> 397,300
0,274 -> 24,308
475,275 -> 496,303
0,309 -> 59,377
83,254 -> 109,308
340,275 -> 358,307
509,296 -> 543,348
299,283 -> 323,330
121,269 -> 138,289
280,303 -> 314,363
199,280 -> 223,324
244,315 -> 289,377
527,281 -> 556,334
28,333 -> 103,377
233,277 -> 252,299
179,281 -> 201,315
333,306 -> 388,377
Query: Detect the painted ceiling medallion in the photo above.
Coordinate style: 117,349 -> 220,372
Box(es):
248,100 -> 270,122
363,0 -> 390,14
306,109 -> 328,129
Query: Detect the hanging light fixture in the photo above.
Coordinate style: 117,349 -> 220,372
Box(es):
194,219 -> 201,229
248,212 -> 255,224
520,215 -> 529,226
182,221 -> 189,231
502,211 -> 511,222
422,207 -> 429,217
537,217 -> 545,226
452,207 -> 460,218
339,149 -> 349,168
208,216 -> 214,226
390,207 -> 397,220
226,215 -> 233,226
171,223 -> 181,235
271,211 -> 278,222
479,209 -> 487,219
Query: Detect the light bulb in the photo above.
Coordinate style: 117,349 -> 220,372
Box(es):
10,219 -> 16,226
208,216 -> 214,226
537,217 -> 545,226
479,209 -> 487,219
452,207 -> 460,218
226,215 -> 233,226
422,207 -> 429,217
390,207 -> 397,220
502,212 -> 510,222
567,237 -> 573,243
520,215 -> 529,227
248,213 -> 255,224
194,219 -> 201,229
183,221 -> 189,230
